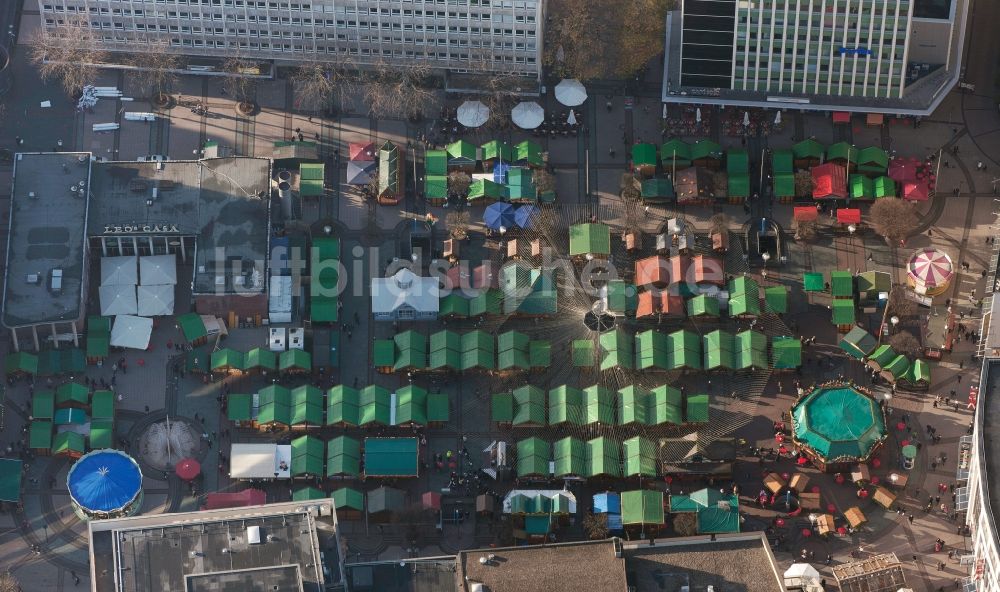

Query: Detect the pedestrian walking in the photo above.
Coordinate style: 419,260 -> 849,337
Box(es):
907,514 -> 914,524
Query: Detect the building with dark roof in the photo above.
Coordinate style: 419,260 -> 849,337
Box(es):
87,500 -> 342,592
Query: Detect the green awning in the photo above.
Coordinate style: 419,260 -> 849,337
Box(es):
764,286 -> 788,313
569,223 -> 611,256
632,143 -> 658,167
839,326 -> 877,359
792,138 -> 824,160
492,392 -> 514,423
702,330 -> 735,371
52,431 -> 85,455
572,340 -> 595,367
327,385 -> 360,426
621,490 -> 664,525
771,337 -> 802,369
549,385 -> 584,426
29,421 -> 52,449
425,149 -> 447,175
686,393 -> 709,423
211,348 -> 245,372
832,300 -> 856,325
623,436 -> 658,477
5,352 -> 37,375
331,487 -> 365,511
91,389 -> 115,419
244,348 -> 277,371
481,140 -> 512,162
32,390 -> 54,420
726,149 -> 748,174
299,162 -> 325,197
0,459 -> 23,502
279,349 -> 312,372
690,139 -> 722,160
56,382 -> 89,407
291,435 -> 325,476
177,312 -> 207,342
513,385 -> 546,426
514,140 -> 544,167
772,149 -> 793,174
803,272 -> 825,292
583,386 -> 615,425
228,393 -> 252,422
830,271 -> 854,297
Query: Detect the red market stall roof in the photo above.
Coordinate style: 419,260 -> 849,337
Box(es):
866,113 -> 884,126
903,182 -> 930,202
349,142 -> 376,161
837,208 -> 862,224
888,157 -> 920,184
794,206 -> 819,222
202,489 -> 266,510
832,112 -> 851,123
812,163 -> 847,199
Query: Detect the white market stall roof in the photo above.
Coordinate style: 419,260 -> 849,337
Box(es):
99,284 -> 138,316
371,268 -> 440,315
230,443 -> 292,479
139,254 -> 177,285
136,284 -> 175,317
101,255 -> 138,286
110,315 -> 153,350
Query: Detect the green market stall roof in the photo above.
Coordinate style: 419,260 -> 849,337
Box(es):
728,173 -> 750,198
764,286 -> 788,313
331,487 -> 365,512
874,175 -> 896,198
425,175 -> 448,200
831,299 -> 856,325
327,435 -> 361,478
89,419 -> 113,449
623,436 -> 658,477
32,390 -> 55,419
364,437 -> 419,477
881,354 -> 911,380
772,337 -> 802,369
290,435 -> 324,477
774,172 -> 796,197
827,142 -> 859,163
903,358 -> 931,385
491,392 -> 514,423
549,385 -> 584,425
177,312 -> 207,342
5,351 -> 37,375
0,458 -> 23,502
660,139 -> 691,163
516,437 -> 550,477
734,330 -> 767,370
640,178 -> 675,201
792,138 -> 824,160
803,272 -> 825,292
569,223 -> 611,256
850,174 -> 873,199
867,344 -> 897,370
858,146 -> 889,169
621,489 -> 665,525
772,149 -> 793,174
703,330 -> 735,371
513,385 -> 546,426
792,385 -> 887,464
632,143 -> 658,167
298,162 -> 325,197
244,347 -> 277,371
514,140 -> 544,167
291,385 -> 324,426
583,386 -> 615,425
211,348 -> 245,372
599,328 -> 634,371
446,139 -> 477,164
669,488 -> 740,534
293,487 -> 326,501
29,420 -> 52,449
839,326 -> 877,359
726,149 -> 749,174
830,271 -> 854,297
279,349 -> 312,372
56,382 -> 89,407
572,340 -> 595,367
690,139 -> 723,160
605,280 -> 638,314
327,385 -> 360,426
228,393 -> 253,422
686,393 -> 709,423
91,389 -> 115,419
359,385 -> 391,426
481,140 -> 513,162
424,149 -> 447,175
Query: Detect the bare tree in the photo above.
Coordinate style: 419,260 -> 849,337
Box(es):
292,60 -> 357,114
709,213 -> 731,234
532,168 -> 556,195
583,513 -> 609,540
889,331 -> 923,358
794,219 -> 818,242
794,171 -> 813,198
28,18 -> 109,95
222,54 -> 259,108
870,198 -> 917,245
0,570 -> 21,592
128,41 -> 183,103
468,57 -> 526,130
888,286 -> 919,318
446,211 -> 471,240
363,61 -> 439,120
620,173 -> 641,201
673,512 -> 697,537
448,171 -> 472,199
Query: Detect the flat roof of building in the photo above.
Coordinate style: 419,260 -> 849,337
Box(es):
623,533 -> 784,592
2,152 -> 91,328
87,157 -> 271,294
979,359 -> 1000,553
345,558 -> 459,592
456,539 -> 628,592
88,500 -> 339,592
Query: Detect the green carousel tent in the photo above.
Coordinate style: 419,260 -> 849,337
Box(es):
791,385 -> 887,464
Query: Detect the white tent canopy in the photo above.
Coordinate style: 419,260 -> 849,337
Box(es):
110,315 -> 153,350
783,563 -> 821,589
230,443 -> 292,479
511,101 -> 545,129
136,284 -> 175,316
554,78 -> 587,106
99,284 -> 138,316
101,256 -> 138,286
139,255 -> 177,285
457,100 -> 490,128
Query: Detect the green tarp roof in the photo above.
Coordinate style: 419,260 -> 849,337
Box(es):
29,420 -> 52,449
569,223 -> 611,256
177,312 -> 207,342
481,140 -> 512,162
228,393 -> 252,422
513,385 -> 546,426
621,490 -> 664,525
0,459 -> 22,502
690,139 -> 722,160
703,330 -> 735,371
793,138 -> 824,160
327,385 -> 360,426
91,389 -> 114,419
425,149 -> 447,175
772,149 -> 793,174
772,337 -> 802,369
299,162 -> 325,197
365,438 -> 419,477
660,139 -> 691,162
331,487 -> 365,511
831,299 -> 855,325
514,140 -> 544,167
32,390 -> 54,419
830,271 -> 854,297
632,143 -> 658,167
764,286 -> 788,313
727,149 -> 749,174
803,272 -> 825,292
839,326 -> 877,358
792,386 -> 886,461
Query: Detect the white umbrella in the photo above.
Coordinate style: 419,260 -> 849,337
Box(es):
696,107 -> 702,123
567,110 -> 577,125
774,110 -> 782,125
662,104 -> 667,119
511,101 -> 545,129
554,79 -> 587,106
743,111 -> 751,126
456,100 -> 489,128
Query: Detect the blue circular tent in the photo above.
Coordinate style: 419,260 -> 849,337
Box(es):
68,450 -> 143,519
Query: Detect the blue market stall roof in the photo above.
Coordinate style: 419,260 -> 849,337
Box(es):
67,450 -> 142,513
791,385 -> 888,464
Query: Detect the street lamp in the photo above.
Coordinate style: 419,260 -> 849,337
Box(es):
847,224 -> 856,235
890,315 -> 899,333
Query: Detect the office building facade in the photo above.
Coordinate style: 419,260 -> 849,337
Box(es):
663,0 -> 969,114
36,0 -> 545,80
